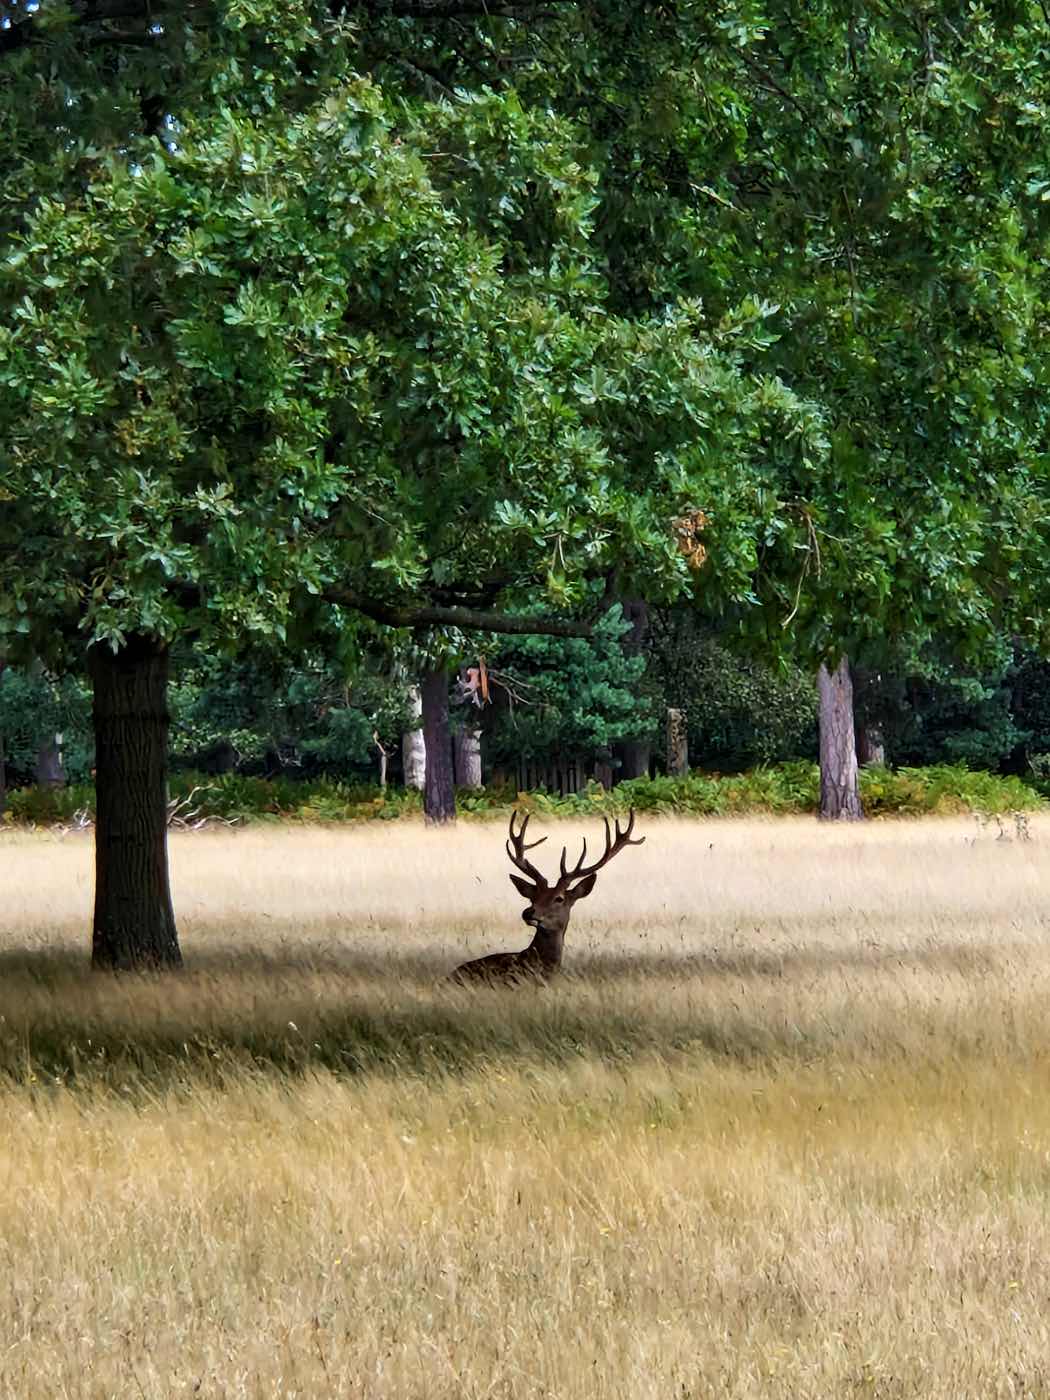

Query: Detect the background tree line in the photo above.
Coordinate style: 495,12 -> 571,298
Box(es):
6,620 -> 1050,806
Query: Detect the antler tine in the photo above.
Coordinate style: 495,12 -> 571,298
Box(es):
514,811 -> 547,852
557,807 -> 645,886
506,811 -> 548,886
559,835 -> 587,881
615,808 -> 645,847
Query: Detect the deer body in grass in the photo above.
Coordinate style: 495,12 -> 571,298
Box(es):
450,809 -> 644,984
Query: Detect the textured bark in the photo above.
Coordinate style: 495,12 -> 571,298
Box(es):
666,708 -> 689,777
818,656 -> 864,820
89,637 -> 181,970
454,724 -> 483,789
401,685 -> 426,791
422,667 -> 456,824
35,736 -> 65,788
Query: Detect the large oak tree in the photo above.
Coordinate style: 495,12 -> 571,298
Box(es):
0,0 -> 822,963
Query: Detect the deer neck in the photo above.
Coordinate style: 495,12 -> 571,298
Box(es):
526,924 -> 566,968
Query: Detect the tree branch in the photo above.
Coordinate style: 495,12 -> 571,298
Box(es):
348,1 -> 561,19
0,0 -> 554,62
324,590 -> 593,637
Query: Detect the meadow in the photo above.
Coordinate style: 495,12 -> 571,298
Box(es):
2,814 -> 1050,1398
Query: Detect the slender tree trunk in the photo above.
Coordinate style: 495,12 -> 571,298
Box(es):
452,666 -> 483,789
28,657 -> 66,787
666,708 -> 689,776
852,666 -> 886,766
619,740 -> 651,781
421,667 -> 455,824
35,735 -> 65,788
402,685 -> 426,791
453,725 -> 483,789
818,655 -> 864,820
855,720 -> 885,767
89,636 -> 181,970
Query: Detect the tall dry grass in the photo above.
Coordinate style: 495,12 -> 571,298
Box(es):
2,815 -> 1050,1398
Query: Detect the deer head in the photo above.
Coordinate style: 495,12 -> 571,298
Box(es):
505,808 -> 645,950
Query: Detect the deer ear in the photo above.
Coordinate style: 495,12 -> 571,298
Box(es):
509,874 -> 537,900
568,872 -> 598,902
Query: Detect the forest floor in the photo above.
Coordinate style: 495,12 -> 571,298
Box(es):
2,815 -> 1050,1398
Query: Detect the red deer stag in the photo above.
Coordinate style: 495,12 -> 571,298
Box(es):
451,809 -> 644,983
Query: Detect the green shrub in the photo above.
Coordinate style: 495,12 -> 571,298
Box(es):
859,764 -> 1043,816
2,763 -> 1041,827
3,782 -> 95,825
166,772 -> 423,824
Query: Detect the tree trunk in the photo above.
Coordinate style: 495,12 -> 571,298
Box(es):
855,719 -> 886,767
818,655 -> 864,820
26,658 -> 65,787
454,724 -> 483,789
666,708 -> 689,777
619,740 -> 651,781
452,665 -> 483,789
89,636 -> 181,970
594,757 -> 614,790
421,667 -> 456,824
852,666 -> 886,767
35,735 -> 65,788
402,685 -> 426,791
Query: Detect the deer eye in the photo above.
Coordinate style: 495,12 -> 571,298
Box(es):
553,894 -> 565,904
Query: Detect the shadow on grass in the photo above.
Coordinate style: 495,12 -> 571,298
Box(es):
0,936 -> 1021,1095
0,931 -> 1012,980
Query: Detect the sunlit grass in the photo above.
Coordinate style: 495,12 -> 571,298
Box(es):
0,815 -> 1048,1397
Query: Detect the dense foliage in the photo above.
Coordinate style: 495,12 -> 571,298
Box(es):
0,0 -> 830,670
649,611 -> 817,768
479,608 -> 657,775
5,2 -> 1050,963
2,762 -> 1041,827
0,666 -> 93,783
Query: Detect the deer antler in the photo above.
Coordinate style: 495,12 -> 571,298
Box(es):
506,811 -> 549,889
558,808 -> 645,886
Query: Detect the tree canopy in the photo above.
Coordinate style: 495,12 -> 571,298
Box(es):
0,0 -> 830,671
5,0 -> 1050,955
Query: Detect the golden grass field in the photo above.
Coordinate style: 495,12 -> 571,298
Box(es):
3,813 -> 1050,1398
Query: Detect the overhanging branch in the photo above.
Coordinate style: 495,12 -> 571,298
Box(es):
348,1 -> 561,18
0,0 -> 556,57
324,590 -> 592,637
